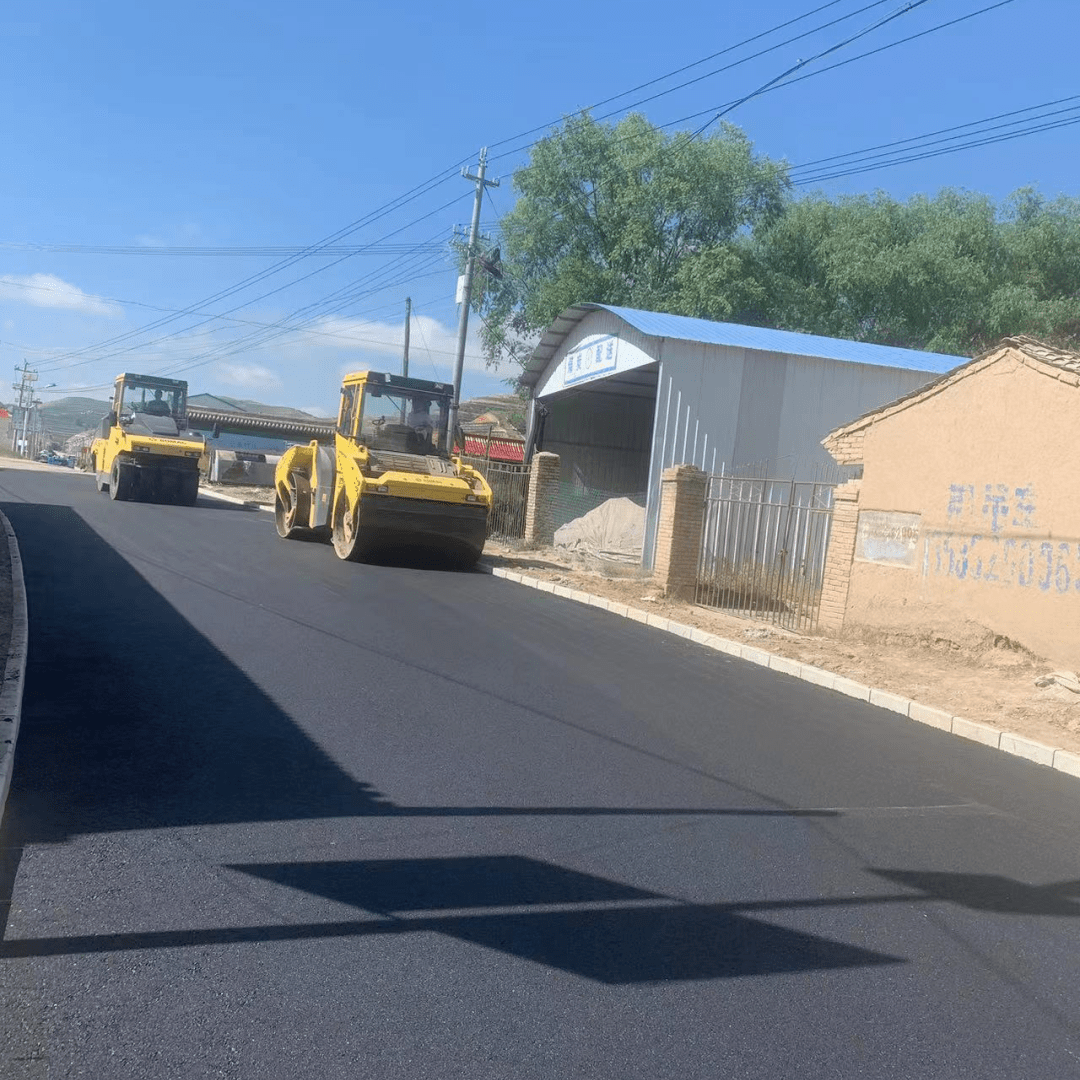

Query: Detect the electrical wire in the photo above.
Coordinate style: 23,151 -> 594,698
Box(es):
154,256 -> 453,381
0,242 -> 448,257
685,0 -> 936,141
481,0 -> 941,250
789,93 -> 1080,173
145,234 -> 462,380
33,161 -> 471,370
657,0 -> 1017,136
19,249 -> 454,391
0,265 -> 448,345
795,109 -> 1080,184
485,0 -> 866,155
408,310 -> 445,381
35,194 -> 469,374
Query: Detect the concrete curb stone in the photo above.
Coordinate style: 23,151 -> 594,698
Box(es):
769,655 -> 802,678
952,717 -> 1002,748
909,702 -> 953,731
484,563 -> 1080,784
998,733 -> 1057,767
199,486 -> 274,513
869,689 -> 912,716
1053,750 -> 1080,778
0,511 -> 30,828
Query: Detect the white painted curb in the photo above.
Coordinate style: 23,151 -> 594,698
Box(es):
0,511 -> 29,827
483,563 -> 1080,784
199,486 -> 274,513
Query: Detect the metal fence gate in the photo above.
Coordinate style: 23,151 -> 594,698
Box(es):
460,455 -> 530,540
696,474 -> 837,632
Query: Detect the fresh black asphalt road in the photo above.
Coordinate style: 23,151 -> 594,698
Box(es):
1,467 -> 1079,1079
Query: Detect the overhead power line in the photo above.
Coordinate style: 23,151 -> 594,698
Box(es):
686,0 -> 936,140
35,195 -> 468,374
790,92 -> 1080,173
486,0 -> 887,159
0,242 -> 448,257
793,107 -> 1080,184
33,161 -> 471,370
659,0 -> 1017,136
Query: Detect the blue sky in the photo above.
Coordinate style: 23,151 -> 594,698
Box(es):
0,0 -> 1075,415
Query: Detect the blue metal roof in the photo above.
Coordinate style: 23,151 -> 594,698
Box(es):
522,303 -> 967,385
596,305 -> 966,372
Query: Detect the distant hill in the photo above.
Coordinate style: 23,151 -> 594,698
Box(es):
458,394 -> 527,435
40,396 -> 112,441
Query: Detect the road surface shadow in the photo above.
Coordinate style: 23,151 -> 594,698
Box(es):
869,869 -> 1080,916
7,859 -> 1074,976
2,854 -> 904,982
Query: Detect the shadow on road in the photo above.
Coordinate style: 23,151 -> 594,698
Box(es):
869,869 -> 1080,916
0,854 -> 904,982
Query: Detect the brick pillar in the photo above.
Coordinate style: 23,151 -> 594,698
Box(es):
654,465 -> 708,599
524,451 -> 560,547
818,478 -> 862,632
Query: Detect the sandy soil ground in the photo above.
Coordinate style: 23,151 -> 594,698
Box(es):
481,540 -> 1080,756
202,482 -> 274,505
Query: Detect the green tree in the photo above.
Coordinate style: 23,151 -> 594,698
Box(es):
469,112 -> 789,368
754,188 -> 1080,354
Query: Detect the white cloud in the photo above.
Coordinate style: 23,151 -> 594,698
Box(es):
0,273 -> 120,317
2,319 -> 13,331
215,362 -> 282,390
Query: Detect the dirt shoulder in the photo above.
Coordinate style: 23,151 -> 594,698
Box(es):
481,540 -> 1080,756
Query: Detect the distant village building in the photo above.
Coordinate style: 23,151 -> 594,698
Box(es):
521,304 -> 966,567
460,412 -> 526,464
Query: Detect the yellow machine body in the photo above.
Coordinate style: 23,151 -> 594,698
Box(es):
274,371 -> 492,565
89,373 -> 205,505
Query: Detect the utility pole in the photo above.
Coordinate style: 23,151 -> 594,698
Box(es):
20,397 -> 32,458
402,296 -> 411,379
29,401 -> 39,460
11,361 -> 37,455
448,148 -> 499,443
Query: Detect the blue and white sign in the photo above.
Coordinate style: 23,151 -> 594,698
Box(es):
563,334 -> 619,387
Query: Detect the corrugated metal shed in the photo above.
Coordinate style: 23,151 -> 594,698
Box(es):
522,304 -> 965,384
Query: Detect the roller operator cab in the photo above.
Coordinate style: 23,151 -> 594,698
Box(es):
274,371 -> 492,566
89,374 -> 205,505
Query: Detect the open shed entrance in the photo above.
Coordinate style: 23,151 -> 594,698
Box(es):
537,363 -> 658,535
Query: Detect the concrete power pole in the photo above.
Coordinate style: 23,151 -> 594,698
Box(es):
11,361 -> 37,455
402,296 -> 411,379
447,148 -> 499,444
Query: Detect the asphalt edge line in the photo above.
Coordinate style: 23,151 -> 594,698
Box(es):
0,510 -> 29,827
483,564 -> 1080,784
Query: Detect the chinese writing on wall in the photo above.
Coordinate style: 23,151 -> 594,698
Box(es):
946,482 -> 1037,533
927,481 -> 1076,595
